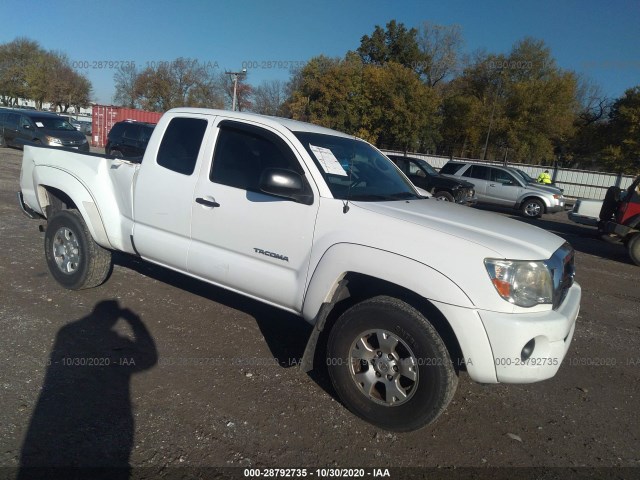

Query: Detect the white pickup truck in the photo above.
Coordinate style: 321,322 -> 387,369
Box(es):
18,108 -> 581,431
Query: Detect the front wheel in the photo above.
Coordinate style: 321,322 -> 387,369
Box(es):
521,198 -> 544,218
628,234 -> 640,266
44,210 -> 112,289
434,191 -> 455,202
326,296 -> 458,431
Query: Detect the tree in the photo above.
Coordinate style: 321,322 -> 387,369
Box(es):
417,22 -> 463,87
113,63 -> 139,108
134,57 -> 222,111
357,20 -> 422,71
252,79 -> 287,115
0,38 -> 43,106
600,86 -> 640,173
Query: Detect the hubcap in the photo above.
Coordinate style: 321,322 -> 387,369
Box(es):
52,227 -> 80,274
525,202 -> 541,217
349,329 -> 419,406
436,195 -> 451,202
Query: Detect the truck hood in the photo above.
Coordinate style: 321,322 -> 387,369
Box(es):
355,199 -> 564,260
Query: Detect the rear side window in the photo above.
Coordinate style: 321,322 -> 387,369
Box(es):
157,117 -> 208,176
210,121 -> 302,192
463,165 -> 490,180
440,162 -> 465,175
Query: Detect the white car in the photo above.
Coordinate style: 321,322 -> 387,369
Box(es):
18,108 -> 581,431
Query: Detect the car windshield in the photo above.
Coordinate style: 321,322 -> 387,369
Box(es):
415,158 -> 439,176
294,132 -> 420,201
31,116 -> 77,131
514,169 -> 535,183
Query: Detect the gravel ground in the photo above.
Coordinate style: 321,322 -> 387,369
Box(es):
0,145 -> 639,479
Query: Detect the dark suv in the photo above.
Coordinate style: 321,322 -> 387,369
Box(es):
0,109 -> 89,151
387,154 -> 476,204
105,121 -> 155,159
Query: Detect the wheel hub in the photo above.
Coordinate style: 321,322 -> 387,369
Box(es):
52,227 -> 80,274
349,329 -> 419,407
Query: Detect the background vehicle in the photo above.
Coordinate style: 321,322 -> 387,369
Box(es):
105,120 -> 155,159
570,176 -> 640,265
387,154 -> 476,204
18,108 -> 581,431
0,110 -> 88,151
440,161 -> 565,218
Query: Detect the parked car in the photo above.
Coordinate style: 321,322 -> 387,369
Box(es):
105,120 -> 155,159
439,161 -> 566,218
0,110 -> 89,151
387,154 -> 476,204
18,107 -> 581,431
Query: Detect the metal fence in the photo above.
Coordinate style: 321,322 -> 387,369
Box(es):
382,150 -> 636,202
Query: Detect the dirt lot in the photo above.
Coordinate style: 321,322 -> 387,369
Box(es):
0,145 -> 639,479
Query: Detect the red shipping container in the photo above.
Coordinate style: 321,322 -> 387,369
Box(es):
91,105 -> 163,148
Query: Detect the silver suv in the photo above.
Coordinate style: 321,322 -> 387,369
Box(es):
440,161 -> 565,218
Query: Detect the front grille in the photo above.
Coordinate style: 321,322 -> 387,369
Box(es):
545,243 -> 575,309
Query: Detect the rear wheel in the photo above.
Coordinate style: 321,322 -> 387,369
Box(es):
521,198 -> 544,218
44,210 -> 112,289
326,296 -> 457,431
109,149 -> 123,158
0,133 -> 5,147
628,234 -> 640,266
434,191 -> 455,202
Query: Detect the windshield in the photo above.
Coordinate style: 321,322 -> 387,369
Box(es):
294,132 -> 419,201
415,158 -> 439,176
514,169 -> 535,183
31,116 -> 77,131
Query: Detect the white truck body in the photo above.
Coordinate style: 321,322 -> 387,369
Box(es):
19,108 -> 581,429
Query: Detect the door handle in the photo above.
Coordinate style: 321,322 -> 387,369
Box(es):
195,197 -> 220,208
489,184 -> 496,187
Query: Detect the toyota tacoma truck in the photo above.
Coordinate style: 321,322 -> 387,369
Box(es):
18,108 -> 581,431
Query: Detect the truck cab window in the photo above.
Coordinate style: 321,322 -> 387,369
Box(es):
157,117 -> 207,175
210,123 -> 302,192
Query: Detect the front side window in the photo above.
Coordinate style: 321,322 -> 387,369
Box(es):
294,132 -> 418,201
30,116 -> 76,131
440,162 -> 465,175
210,122 -> 303,192
157,117 -> 207,176
491,168 -> 517,184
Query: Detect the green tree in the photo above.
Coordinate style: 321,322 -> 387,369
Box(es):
357,20 -> 421,71
600,86 -> 640,173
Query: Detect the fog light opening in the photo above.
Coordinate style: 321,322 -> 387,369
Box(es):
521,338 -> 536,362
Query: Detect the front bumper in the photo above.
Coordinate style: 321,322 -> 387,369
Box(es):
547,201 -> 565,214
478,282 -> 581,383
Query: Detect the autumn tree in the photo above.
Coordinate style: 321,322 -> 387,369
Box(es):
357,20 -> 422,71
417,22 -> 463,87
113,63 -> 139,108
134,57 -> 223,111
599,86 -> 640,173
252,79 -> 287,116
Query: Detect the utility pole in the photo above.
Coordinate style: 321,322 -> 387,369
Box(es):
482,74 -> 503,161
225,68 -> 247,111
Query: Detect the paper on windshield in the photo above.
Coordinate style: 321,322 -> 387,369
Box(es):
35,122 -> 44,128
309,144 -> 348,176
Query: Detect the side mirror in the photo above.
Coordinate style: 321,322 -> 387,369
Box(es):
259,168 -> 313,205
416,170 -> 427,178
22,124 -> 31,130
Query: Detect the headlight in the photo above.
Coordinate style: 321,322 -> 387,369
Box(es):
45,136 -> 62,145
484,259 -> 553,307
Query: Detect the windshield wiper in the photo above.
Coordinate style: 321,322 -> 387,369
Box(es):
348,194 -> 396,201
388,192 -> 420,199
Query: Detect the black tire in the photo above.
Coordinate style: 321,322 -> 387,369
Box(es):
326,296 -> 458,432
44,210 -> 112,290
521,198 -> 544,218
434,191 -> 455,202
0,133 -> 6,147
109,149 -> 123,158
628,234 -> 640,266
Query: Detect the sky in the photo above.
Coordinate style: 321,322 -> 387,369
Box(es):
1,0 -> 639,105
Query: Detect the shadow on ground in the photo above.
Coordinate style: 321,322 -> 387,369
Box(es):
18,300 -> 157,479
